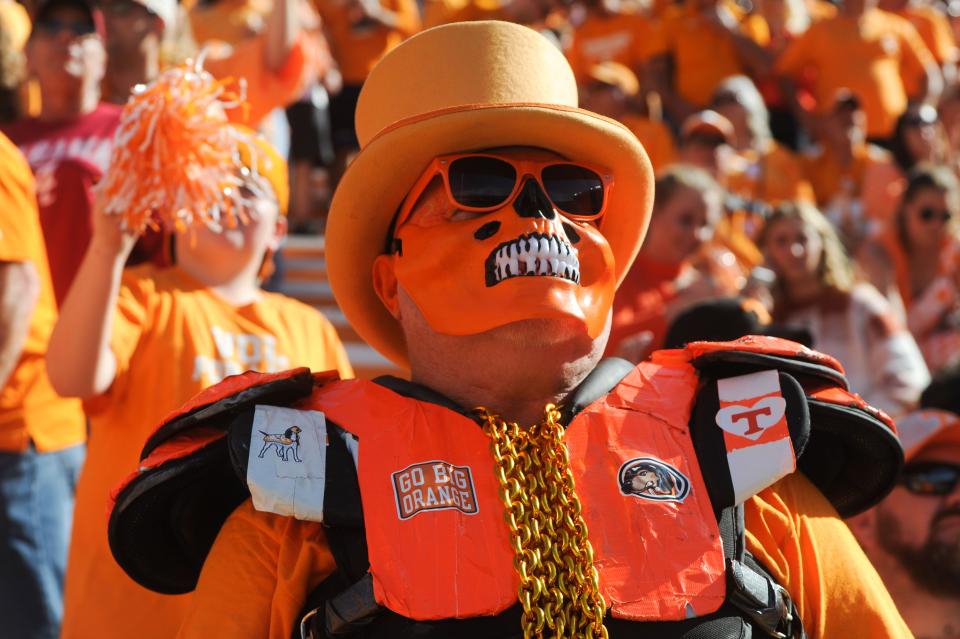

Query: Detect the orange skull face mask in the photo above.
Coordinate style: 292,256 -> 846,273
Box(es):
374,150 -> 617,338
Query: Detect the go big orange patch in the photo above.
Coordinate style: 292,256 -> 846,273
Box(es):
391,460 -> 479,520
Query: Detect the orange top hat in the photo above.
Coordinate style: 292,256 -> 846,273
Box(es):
325,20 -> 654,368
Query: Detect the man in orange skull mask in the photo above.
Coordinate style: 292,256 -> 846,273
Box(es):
106,21 -> 912,639
373,148 -> 617,345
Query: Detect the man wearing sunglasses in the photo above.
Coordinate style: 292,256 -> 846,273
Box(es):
106,21 -> 910,639
99,0 -> 176,106
0,0 -> 120,305
851,369 -> 960,639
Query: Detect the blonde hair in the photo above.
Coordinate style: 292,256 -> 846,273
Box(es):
757,201 -> 855,298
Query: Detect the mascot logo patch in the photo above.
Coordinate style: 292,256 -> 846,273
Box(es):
258,426 -> 302,463
392,460 -> 479,520
618,457 -> 691,503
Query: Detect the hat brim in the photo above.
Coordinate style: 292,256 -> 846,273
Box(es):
326,103 -> 653,369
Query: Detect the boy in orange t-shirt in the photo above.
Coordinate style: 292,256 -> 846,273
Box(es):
0,133 -> 86,638
47,127 -> 353,638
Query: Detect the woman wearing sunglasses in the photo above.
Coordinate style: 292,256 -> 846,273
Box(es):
860,164 -> 960,373
849,365 -> 960,639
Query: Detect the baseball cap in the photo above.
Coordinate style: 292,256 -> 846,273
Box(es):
895,409 -> 960,460
585,61 -> 640,97
680,110 -> 734,145
901,363 -> 960,459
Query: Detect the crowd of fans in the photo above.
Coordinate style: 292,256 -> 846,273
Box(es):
1,0 -> 960,637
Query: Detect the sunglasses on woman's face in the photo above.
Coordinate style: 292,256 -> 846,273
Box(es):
900,462 -> 960,496
918,207 -> 952,223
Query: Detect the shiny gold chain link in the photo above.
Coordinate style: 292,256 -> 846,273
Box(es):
476,404 -> 608,639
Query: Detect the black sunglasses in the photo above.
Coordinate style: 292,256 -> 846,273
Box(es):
686,132 -> 727,148
919,207 -> 952,223
900,462 -> 960,496
35,18 -> 96,36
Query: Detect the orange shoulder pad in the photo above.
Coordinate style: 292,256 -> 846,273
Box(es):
677,335 -> 847,391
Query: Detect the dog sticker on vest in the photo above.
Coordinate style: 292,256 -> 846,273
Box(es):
392,460 -> 479,520
258,426 -> 302,462
247,406 -> 327,522
618,457 -> 691,503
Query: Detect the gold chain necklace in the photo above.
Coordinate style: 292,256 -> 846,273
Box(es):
476,404 -> 608,639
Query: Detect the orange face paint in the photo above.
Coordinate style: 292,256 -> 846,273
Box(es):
387,164 -> 617,338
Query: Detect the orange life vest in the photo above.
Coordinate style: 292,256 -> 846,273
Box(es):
311,354 -> 726,621
107,337 -> 902,638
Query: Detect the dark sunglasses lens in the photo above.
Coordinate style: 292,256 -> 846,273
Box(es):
38,19 -> 94,35
919,208 -> 951,222
448,156 -> 517,209
541,164 -> 605,216
903,465 -> 960,495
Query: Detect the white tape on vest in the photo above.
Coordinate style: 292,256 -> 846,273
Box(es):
247,405 -> 327,521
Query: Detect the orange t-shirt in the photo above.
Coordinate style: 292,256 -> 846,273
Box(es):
620,114 -> 676,174
0,133 -> 84,453
648,5 -> 757,107
59,264 -> 352,639
200,33 -> 309,128
314,0 -> 420,85
892,4 -> 958,65
726,141 -> 816,205
776,9 -> 935,138
565,11 -> 657,79
177,472 -> 909,638
801,142 -> 901,217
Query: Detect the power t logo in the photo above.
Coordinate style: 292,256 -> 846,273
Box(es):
392,460 -> 479,520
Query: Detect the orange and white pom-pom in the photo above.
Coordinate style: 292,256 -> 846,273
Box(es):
98,58 -> 256,233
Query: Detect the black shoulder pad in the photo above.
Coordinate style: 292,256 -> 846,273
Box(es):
141,367 -> 317,458
109,436 -> 247,595
686,335 -> 848,391
109,369 -> 337,595
691,370 -> 810,515
801,388 -> 904,517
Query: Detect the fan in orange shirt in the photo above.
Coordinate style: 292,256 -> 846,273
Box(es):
802,90 -> 904,248
776,0 -> 941,141
647,0 -> 771,123
880,0 -> 959,80
578,61 -> 676,173
608,165 -> 736,362
313,0 -> 420,166
0,133 -> 86,639
711,75 -> 815,206
46,70 -> 354,639
190,0 -> 316,128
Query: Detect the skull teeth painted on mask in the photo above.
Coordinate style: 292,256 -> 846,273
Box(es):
484,232 -> 580,286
